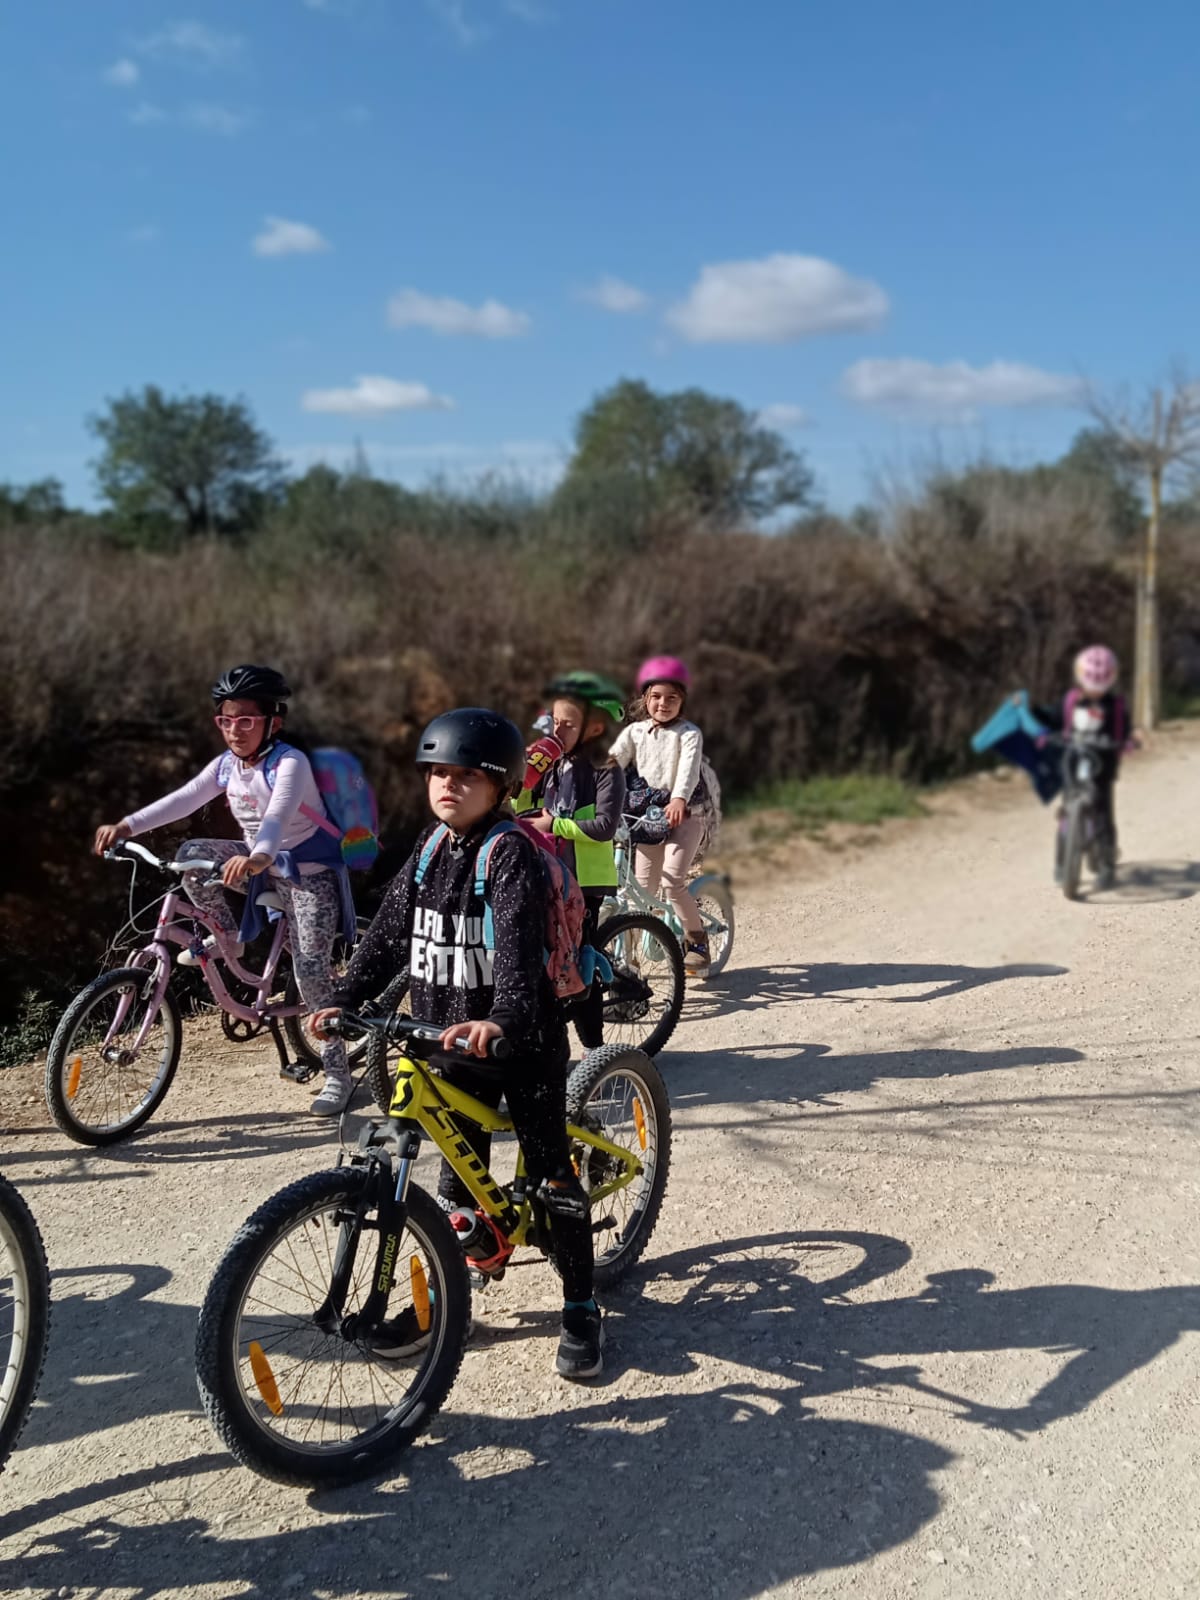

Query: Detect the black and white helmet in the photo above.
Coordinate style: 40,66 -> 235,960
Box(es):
415,708 -> 526,786
210,665 -> 291,716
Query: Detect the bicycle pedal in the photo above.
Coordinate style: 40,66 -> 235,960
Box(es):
279,1061 -> 321,1085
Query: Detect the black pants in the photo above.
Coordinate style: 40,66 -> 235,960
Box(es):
1093,778 -> 1117,863
435,1045 -> 594,1304
568,894 -> 607,1051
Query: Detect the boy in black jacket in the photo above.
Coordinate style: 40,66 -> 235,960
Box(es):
320,707 -> 602,1380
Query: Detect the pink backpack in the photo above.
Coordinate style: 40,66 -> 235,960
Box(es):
415,818 -> 609,1000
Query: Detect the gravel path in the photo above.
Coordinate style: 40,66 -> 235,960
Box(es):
3,729 -> 1200,1599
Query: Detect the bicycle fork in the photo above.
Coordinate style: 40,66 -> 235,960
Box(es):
315,1131 -> 420,1340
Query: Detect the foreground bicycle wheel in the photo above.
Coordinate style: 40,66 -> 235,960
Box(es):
590,912 -> 684,1057
45,967 -> 183,1146
567,1044 -> 671,1288
196,1169 -> 469,1486
0,1172 -> 51,1474
690,875 -> 735,978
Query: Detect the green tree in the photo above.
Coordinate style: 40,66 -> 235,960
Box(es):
0,477 -> 67,526
560,379 -> 816,527
89,386 -> 282,541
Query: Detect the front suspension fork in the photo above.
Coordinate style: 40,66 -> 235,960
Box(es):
313,1131 -> 420,1338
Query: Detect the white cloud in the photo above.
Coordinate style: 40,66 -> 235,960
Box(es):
135,20 -> 245,69
426,0 -> 487,45
841,358 -> 1084,420
579,275 -> 650,314
253,216 -> 331,257
387,288 -> 531,338
104,58 -> 140,88
128,101 -> 166,125
667,253 -> 889,344
757,403 -> 810,431
301,376 -> 455,415
181,102 -> 249,136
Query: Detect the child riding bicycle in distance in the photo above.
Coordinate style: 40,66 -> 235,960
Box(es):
93,665 -> 357,1115
517,671 -> 627,1050
313,708 -> 604,1381
1035,645 -> 1138,889
610,655 -> 711,976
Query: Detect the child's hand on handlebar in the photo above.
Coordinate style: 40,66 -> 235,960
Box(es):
310,1007 -> 342,1040
440,1020 -> 504,1059
222,852 -> 272,888
94,821 -> 132,855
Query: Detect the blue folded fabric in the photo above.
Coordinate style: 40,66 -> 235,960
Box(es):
971,693 -> 1061,804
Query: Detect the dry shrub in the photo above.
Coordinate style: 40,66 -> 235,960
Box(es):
3,492 -> 1199,1013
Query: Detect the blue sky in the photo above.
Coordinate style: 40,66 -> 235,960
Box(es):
4,0 -> 1199,511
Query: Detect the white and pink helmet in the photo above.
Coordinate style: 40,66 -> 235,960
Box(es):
1073,645 -> 1119,695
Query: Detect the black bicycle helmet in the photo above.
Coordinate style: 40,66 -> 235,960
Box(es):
543,670 -> 626,725
210,665 -> 292,716
415,708 -> 526,786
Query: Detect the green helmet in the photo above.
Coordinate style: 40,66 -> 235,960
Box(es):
543,670 -> 626,725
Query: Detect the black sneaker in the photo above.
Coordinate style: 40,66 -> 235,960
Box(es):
367,1307 -> 431,1360
556,1304 -> 604,1381
368,1303 -> 474,1359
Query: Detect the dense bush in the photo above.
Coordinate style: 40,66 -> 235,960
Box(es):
3,468 -> 1200,1024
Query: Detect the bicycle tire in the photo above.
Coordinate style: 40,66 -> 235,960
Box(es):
0,1173 -> 51,1474
689,874 -> 735,978
566,1044 -> 671,1288
588,912 -> 684,1057
1062,801 -> 1086,901
196,1169 -> 469,1486
45,967 -> 183,1146
284,915 -> 373,1069
365,975 -> 413,1115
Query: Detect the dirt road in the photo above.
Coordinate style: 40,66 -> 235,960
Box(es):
3,729 -> 1200,1599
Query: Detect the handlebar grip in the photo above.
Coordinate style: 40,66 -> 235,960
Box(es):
488,1036 -> 512,1061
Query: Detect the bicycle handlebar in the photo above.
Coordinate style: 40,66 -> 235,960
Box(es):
105,841 -> 219,875
325,1010 -> 512,1062
1044,732 -> 1123,751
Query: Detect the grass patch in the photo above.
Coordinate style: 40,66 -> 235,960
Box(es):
730,773 -> 925,834
0,988 -> 59,1072
1163,689 -> 1200,720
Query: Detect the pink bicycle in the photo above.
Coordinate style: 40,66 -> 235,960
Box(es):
44,840 -> 367,1146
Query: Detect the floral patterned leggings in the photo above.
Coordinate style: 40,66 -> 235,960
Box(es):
177,838 -> 347,1077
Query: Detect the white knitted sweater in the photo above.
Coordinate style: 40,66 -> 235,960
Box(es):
610,717 -> 704,803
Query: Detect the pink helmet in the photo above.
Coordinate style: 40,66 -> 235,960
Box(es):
1074,645 -> 1119,695
637,655 -> 691,694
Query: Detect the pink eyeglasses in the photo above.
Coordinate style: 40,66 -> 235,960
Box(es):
214,714 -> 268,733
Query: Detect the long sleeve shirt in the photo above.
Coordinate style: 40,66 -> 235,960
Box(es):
609,717 -> 704,804
123,746 -> 325,864
333,815 -> 566,1069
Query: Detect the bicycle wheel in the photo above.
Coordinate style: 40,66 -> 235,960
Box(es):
1062,801 -> 1086,901
196,1169 -> 468,1487
45,967 -> 183,1146
0,1173 -> 51,1474
590,913 -> 684,1057
365,975 -> 413,1115
284,915 -> 372,1069
690,874 -> 735,978
566,1044 -> 671,1288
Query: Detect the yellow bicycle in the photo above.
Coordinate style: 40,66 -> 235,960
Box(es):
195,1017 -> 671,1485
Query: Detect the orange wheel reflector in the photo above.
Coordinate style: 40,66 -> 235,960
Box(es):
633,1095 -> 647,1151
411,1256 -> 431,1332
248,1341 -> 284,1416
66,1056 -> 83,1100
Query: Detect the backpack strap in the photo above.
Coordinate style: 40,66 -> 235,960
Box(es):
475,819 -> 525,949
415,824 -> 450,886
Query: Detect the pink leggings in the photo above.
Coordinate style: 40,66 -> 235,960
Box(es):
634,813 -> 705,936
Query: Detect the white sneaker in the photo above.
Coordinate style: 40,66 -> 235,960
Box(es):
310,1073 -> 353,1116
178,936 -> 243,968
